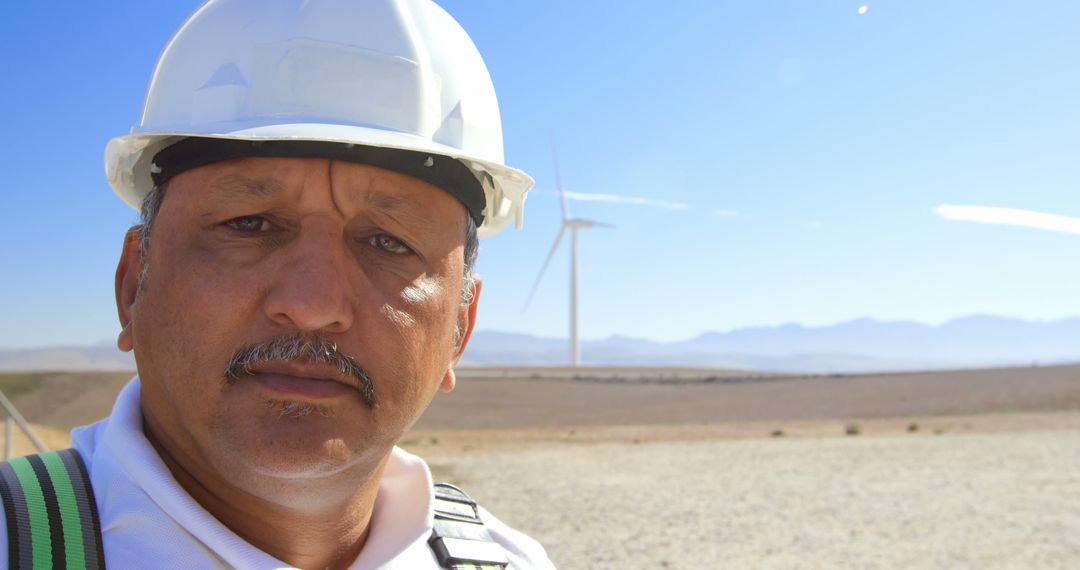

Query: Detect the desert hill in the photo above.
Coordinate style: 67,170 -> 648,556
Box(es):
2,366 -> 1078,569
1,364 -> 1077,435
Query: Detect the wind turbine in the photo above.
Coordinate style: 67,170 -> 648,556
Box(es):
523,149 -> 614,367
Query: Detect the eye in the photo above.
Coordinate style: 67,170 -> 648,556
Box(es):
224,215 -> 270,233
369,234 -> 412,255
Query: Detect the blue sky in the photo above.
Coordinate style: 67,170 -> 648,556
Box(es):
2,1 -> 1079,349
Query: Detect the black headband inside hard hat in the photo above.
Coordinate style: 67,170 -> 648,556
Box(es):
150,138 -> 487,225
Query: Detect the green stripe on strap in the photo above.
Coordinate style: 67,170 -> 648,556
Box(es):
1,450 -> 105,569
8,456 -> 52,568
40,452 -> 87,569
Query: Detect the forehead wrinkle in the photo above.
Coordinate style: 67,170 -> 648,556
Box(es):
366,191 -> 407,214
332,164 -> 467,244
362,189 -> 443,234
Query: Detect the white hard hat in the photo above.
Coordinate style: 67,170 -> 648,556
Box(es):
105,0 -> 533,238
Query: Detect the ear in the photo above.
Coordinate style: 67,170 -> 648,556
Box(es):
439,276 -> 483,392
115,227 -> 145,353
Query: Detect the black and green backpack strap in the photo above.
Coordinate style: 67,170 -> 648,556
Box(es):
428,482 -> 508,570
0,449 -> 105,569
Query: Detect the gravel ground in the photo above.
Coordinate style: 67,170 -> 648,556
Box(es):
427,429 -> 1080,569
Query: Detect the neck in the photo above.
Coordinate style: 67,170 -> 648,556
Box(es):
145,423 -> 387,569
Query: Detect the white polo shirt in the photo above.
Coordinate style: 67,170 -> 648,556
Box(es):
0,378 -> 554,569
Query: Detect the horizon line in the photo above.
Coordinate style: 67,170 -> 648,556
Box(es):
3,313 -> 1078,351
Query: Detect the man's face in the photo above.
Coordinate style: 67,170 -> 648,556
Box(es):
115,157 -> 479,494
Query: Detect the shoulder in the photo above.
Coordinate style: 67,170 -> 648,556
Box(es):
428,479 -> 555,570
478,506 -> 557,570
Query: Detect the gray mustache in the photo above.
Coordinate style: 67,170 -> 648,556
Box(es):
224,334 -> 376,408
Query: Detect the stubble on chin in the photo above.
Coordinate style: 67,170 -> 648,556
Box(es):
265,399 -> 334,418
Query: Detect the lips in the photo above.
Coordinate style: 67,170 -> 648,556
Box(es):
244,361 -> 358,400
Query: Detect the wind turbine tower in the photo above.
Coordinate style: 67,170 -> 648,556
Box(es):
524,150 -> 613,367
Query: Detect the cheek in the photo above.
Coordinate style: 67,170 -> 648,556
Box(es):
390,275 -> 457,343
372,275 -> 459,386
400,275 -> 445,304
151,259 -> 257,333
380,304 -> 416,328
385,275 -> 455,333
134,250 -> 265,384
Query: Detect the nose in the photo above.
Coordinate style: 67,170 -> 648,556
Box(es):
263,224 -> 354,334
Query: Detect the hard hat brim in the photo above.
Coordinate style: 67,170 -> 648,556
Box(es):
106,123 -> 533,239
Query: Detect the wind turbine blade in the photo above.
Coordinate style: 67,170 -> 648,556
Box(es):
592,221 -> 616,229
551,144 -> 570,222
523,225 -> 567,311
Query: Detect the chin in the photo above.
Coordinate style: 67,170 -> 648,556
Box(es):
206,407 -> 386,484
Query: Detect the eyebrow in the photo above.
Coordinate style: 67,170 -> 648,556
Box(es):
365,191 -> 408,214
209,174 -> 287,200
364,190 -> 449,231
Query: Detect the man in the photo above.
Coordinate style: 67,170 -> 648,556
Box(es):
0,0 -> 553,568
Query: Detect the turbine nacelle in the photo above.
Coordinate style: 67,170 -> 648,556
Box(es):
566,218 -> 615,230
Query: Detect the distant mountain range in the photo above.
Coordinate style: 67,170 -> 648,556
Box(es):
459,315 -> 1080,372
4,315 -> 1080,373
0,345 -> 136,373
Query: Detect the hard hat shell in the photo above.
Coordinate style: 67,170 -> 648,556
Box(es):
105,0 -> 532,238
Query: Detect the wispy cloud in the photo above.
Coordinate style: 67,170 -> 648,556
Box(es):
935,204 -> 1080,235
562,191 -> 691,211
713,209 -> 738,217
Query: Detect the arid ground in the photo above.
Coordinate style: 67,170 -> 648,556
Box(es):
2,365 -> 1078,569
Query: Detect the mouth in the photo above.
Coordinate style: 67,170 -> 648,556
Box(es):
244,361 -> 361,401
223,334 -> 378,407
